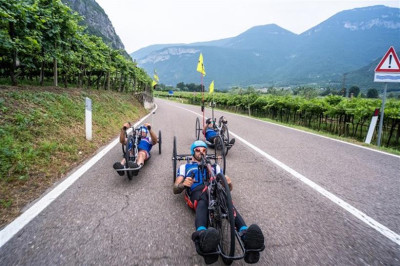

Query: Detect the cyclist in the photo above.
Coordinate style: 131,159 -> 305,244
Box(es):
173,140 -> 264,264
203,117 -> 235,146
113,122 -> 157,176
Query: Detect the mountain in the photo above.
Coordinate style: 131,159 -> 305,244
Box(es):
132,5 -> 400,90
61,0 -> 130,58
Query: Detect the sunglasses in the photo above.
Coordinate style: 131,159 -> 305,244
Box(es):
194,148 -> 206,153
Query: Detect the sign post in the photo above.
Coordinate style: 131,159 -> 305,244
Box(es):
374,46 -> 400,147
376,83 -> 387,147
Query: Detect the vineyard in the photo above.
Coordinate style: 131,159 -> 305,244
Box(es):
155,91 -> 400,151
0,0 -> 151,92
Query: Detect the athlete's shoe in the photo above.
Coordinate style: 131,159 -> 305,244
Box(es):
192,228 -> 220,264
241,224 -> 264,264
113,162 -> 125,176
128,161 -> 140,176
229,138 -> 235,145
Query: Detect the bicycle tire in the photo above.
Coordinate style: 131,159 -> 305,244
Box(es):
172,136 -> 177,183
213,135 -> 226,174
195,117 -> 201,140
216,173 -> 235,264
125,135 -> 134,180
158,130 -> 162,154
221,124 -> 230,156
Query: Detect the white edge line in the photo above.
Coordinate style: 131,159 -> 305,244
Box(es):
219,108 -> 400,159
0,105 -> 158,248
171,101 -> 400,246
164,99 -> 400,159
230,131 -> 400,246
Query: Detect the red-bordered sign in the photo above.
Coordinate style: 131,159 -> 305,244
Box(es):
375,46 -> 400,73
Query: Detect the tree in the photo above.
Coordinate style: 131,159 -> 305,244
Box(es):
0,0 -> 151,90
367,88 -> 379,98
349,86 -> 360,97
0,0 -> 41,85
176,82 -> 185,90
293,86 -> 318,99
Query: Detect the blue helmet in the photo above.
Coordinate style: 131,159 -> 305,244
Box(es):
139,126 -> 148,135
190,140 -> 207,155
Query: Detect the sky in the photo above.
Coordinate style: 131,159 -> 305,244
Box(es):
95,0 -> 400,54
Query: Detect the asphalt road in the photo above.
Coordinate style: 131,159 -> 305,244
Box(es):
0,98 -> 399,265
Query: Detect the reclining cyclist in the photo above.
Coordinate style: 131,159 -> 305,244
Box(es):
173,140 -> 264,264
203,117 -> 235,146
113,122 -> 157,175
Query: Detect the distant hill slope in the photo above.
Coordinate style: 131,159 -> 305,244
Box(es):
62,0 -> 130,58
132,5 -> 400,90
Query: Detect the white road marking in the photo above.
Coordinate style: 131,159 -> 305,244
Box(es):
0,107 -> 157,248
231,132 -> 400,246
229,110 -> 400,159
170,101 -> 400,246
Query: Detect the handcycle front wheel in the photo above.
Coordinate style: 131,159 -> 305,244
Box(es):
121,129 -> 128,156
221,124 -> 230,156
213,135 -> 226,174
172,136 -> 177,183
124,135 -> 134,180
158,130 -> 162,154
215,173 -> 236,265
195,117 -> 201,140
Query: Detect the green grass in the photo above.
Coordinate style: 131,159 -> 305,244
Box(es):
0,86 -> 148,226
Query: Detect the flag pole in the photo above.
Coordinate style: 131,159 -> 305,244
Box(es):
201,73 -> 204,131
196,53 -> 206,138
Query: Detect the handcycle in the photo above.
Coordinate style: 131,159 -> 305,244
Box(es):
195,102 -> 234,156
171,136 -> 263,265
118,126 -> 162,180
189,121 -> 226,174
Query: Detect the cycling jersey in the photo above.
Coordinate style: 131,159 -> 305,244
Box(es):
205,128 -> 217,142
177,162 -> 221,192
138,136 -> 153,154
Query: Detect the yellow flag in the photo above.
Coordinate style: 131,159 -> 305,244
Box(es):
196,53 -> 206,76
209,80 -> 214,94
152,80 -> 157,87
153,69 -> 159,82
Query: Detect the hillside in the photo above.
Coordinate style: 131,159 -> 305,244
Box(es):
0,86 -> 148,228
132,5 -> 400,90
61,0 -> 130,58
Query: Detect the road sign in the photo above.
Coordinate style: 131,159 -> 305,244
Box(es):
374,46 -> 400,82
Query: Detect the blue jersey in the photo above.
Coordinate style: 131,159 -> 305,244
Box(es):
205,128 -> 217,142
138,137 -> 153,154
177,162 -> 222,191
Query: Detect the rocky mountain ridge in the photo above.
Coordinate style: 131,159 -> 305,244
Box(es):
132,5 -> 400,90
61,0 -> 127,55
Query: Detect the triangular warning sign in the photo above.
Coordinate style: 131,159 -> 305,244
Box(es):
375,46 -> 400,73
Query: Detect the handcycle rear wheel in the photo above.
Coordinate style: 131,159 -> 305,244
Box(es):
195,117 -> 201,140
221,124 -> 230,156
124,135 -> 134,180
215,173 -> 235,265
172,136 -> 177,183
158,130 -> 162,154
213,135 -> 226,174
